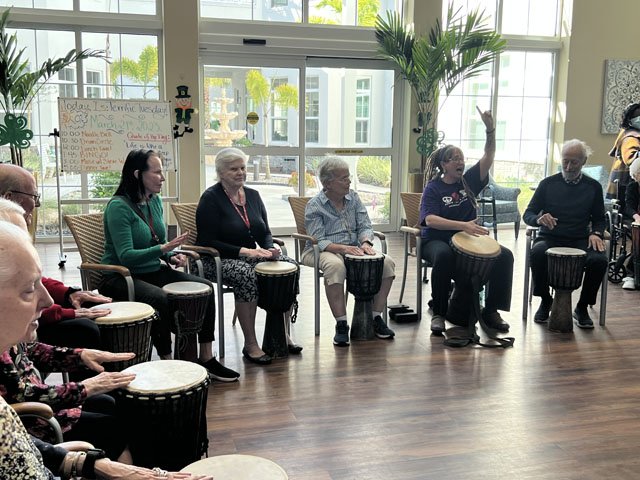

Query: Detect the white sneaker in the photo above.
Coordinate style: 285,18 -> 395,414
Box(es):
622,276 -> 636,290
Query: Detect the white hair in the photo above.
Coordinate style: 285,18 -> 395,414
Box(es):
0,197 -> 25,222
562,139 -> 593,160
0,221 -> 33,284
215,147 -> 248,178
317,157 -> 349,187
630,158 -> 640,178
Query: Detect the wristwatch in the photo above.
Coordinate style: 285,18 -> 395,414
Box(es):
591,231 -> 603,239
361,239 -> 374,247
82,448 -> 106,479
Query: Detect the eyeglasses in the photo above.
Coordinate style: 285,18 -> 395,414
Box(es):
10,190 -> 41,202
336,175 -> 352,183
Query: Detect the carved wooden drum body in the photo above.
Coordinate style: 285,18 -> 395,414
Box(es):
546,247 -> 586,333
344,252 -> 385,340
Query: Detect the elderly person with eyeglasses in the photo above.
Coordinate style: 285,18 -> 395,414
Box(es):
302,157 -> 396,347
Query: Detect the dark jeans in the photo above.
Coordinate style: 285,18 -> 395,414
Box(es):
421,239 -> 513,316
99,266 -> 215,356
64,394 -> 127,460
531,235 -> 608,306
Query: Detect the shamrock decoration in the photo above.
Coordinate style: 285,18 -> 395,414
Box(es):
0,113 -> 34,149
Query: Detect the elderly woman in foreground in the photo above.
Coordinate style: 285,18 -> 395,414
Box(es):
302,157 -> 396,346
0,221 -> 211,480
195,147 -> 301,365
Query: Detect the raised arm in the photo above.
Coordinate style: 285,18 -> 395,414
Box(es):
476,105 -> 496,182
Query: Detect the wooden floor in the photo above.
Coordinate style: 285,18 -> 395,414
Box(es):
39,229 -> 640,480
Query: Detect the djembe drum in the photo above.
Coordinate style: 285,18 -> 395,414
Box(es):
344,252 -> 385,340
92,301 -> 156,371
162,282 -> 211,363
449,232 -> 501,326
181,454 -> 288,479
546,247 -> 586,332
632,222 -> 640,289
116,360 -> 210,471
255,261 -> 299,358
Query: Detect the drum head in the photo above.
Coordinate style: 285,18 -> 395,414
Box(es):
180,455 -> 288,479
254,261 -> 297,275
546,247 -> 586,257
450,232 -> 500,258
633,222 -> 640,227
93,301 -> 155,325
162,281 -> 212,295
122,360 -> 208,394
344,251 -> 384,261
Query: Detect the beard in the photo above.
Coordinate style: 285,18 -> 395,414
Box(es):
562,169 -> 581,182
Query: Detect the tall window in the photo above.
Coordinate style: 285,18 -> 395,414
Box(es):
306,75 -> 320,143
355,77 -> 371,144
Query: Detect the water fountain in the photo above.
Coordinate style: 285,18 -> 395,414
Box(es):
204,90 -> 247,147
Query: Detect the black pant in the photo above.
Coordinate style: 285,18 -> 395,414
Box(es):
421,239 -> 514,316
64,394 -> 127,460
531,235 -> 608,306
99,266 -> 215,356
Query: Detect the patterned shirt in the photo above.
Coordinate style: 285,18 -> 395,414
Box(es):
304,189 -> 374,253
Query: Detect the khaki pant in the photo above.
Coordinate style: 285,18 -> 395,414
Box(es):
301,249 -> 395,286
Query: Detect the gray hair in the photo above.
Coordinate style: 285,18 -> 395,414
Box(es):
0,198 -> 25,222
317,157 -> 349,187
0,163 -> 30,195
215,148 -> 248,178
631,158 -> 640,178
562,139 -> 593,160
0,221 -> 33,284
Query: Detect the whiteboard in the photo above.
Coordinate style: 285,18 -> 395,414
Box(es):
57,98 -> 175,172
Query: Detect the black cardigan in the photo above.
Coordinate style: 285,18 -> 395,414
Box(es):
195,183 -> 273,259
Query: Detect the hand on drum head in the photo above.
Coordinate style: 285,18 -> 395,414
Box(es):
81,370 -> 137,397
93,459 -> 213,480
241,247 -> 274,258
341,245 -> 365,256
361,244 -> 376,255
169,253 -> 188,268
80,349 -> 136,372
461,219 -> 489,237
69,290 -> 112,309
536,213 -> 558,230
268,247 -> 281,259
588,234 -> 606,252
75,307 -> 112,319
162,231 -> 190,254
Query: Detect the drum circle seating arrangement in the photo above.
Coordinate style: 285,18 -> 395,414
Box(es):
181,454 -> 288,479
116,360 -> 210,471
344,252 -> 385,340
162,281 -> 212,363
254,261 -> 299,358
92,301 -> 156,372
546,247 -> 587,333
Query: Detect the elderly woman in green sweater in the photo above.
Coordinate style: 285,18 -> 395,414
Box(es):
99,149 -> 239,382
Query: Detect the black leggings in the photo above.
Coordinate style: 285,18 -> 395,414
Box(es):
64,394 -> 127,460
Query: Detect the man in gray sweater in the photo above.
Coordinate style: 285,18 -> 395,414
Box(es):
523,139 -> 607,328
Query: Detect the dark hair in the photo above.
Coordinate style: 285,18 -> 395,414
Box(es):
114,149 -> 160,202
423,144 -> 477,209
620,103 -> 640,129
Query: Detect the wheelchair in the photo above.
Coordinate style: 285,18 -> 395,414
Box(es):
606,186 -> 633,284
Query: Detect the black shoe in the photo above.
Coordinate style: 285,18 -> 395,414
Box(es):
482,310 -> 510,332
534,298 -> 552,323
200,357 -> 240,382
573,306 -> 594,329
242,348 -> 273,365
287,343 -> 303,354
373,316 -> 395,339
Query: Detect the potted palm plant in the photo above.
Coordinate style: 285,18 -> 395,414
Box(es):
0,8 -> 107,166
375,4 -> 505,176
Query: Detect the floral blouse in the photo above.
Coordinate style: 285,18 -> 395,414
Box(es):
0,343 -> 87,440
0,396 -> 55,479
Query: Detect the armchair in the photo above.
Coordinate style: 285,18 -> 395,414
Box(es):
477,173 -> 522,239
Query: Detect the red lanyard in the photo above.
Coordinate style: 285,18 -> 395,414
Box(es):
224,188 -> 250,229
139,203 -> 160,243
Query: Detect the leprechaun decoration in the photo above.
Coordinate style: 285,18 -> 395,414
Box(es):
174,85 -> 194,138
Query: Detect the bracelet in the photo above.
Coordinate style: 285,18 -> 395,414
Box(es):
486,128 -> 495,134
71,452 -> 86,478
62,452 -> 78,479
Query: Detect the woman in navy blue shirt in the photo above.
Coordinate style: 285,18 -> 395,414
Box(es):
420,108 -> 513,334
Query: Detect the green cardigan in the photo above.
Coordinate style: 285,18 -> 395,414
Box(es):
101,195 -> 166,274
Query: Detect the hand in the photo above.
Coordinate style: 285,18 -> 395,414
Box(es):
476,105 -> 494,131
342,245 -> 364,256
268,247 -> 281,259
461,219 -> 489,237
161,232 -> 190,254
588,234 -> 606,252
634,213 -> 640,223
537,213 -> 558,229
94,458 -> 213,480
81,371 -> 136,397
74,307 -> 112,319
80,349 -> 136,372
69,291 -> 112,309
241,247 -> 273,258
169,253 -> 188,268
361,243 -> 376,255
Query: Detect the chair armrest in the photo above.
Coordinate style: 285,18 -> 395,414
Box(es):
292,233 -> 318,244
80,263 -> 131,277
373,231 -> 385,241
57,441 -> 94,451
400,226 -> 420,237
526,226 -> 539,237
11,402 -> 54,419
273,237 -> 285,247
180,244 -> 221,258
